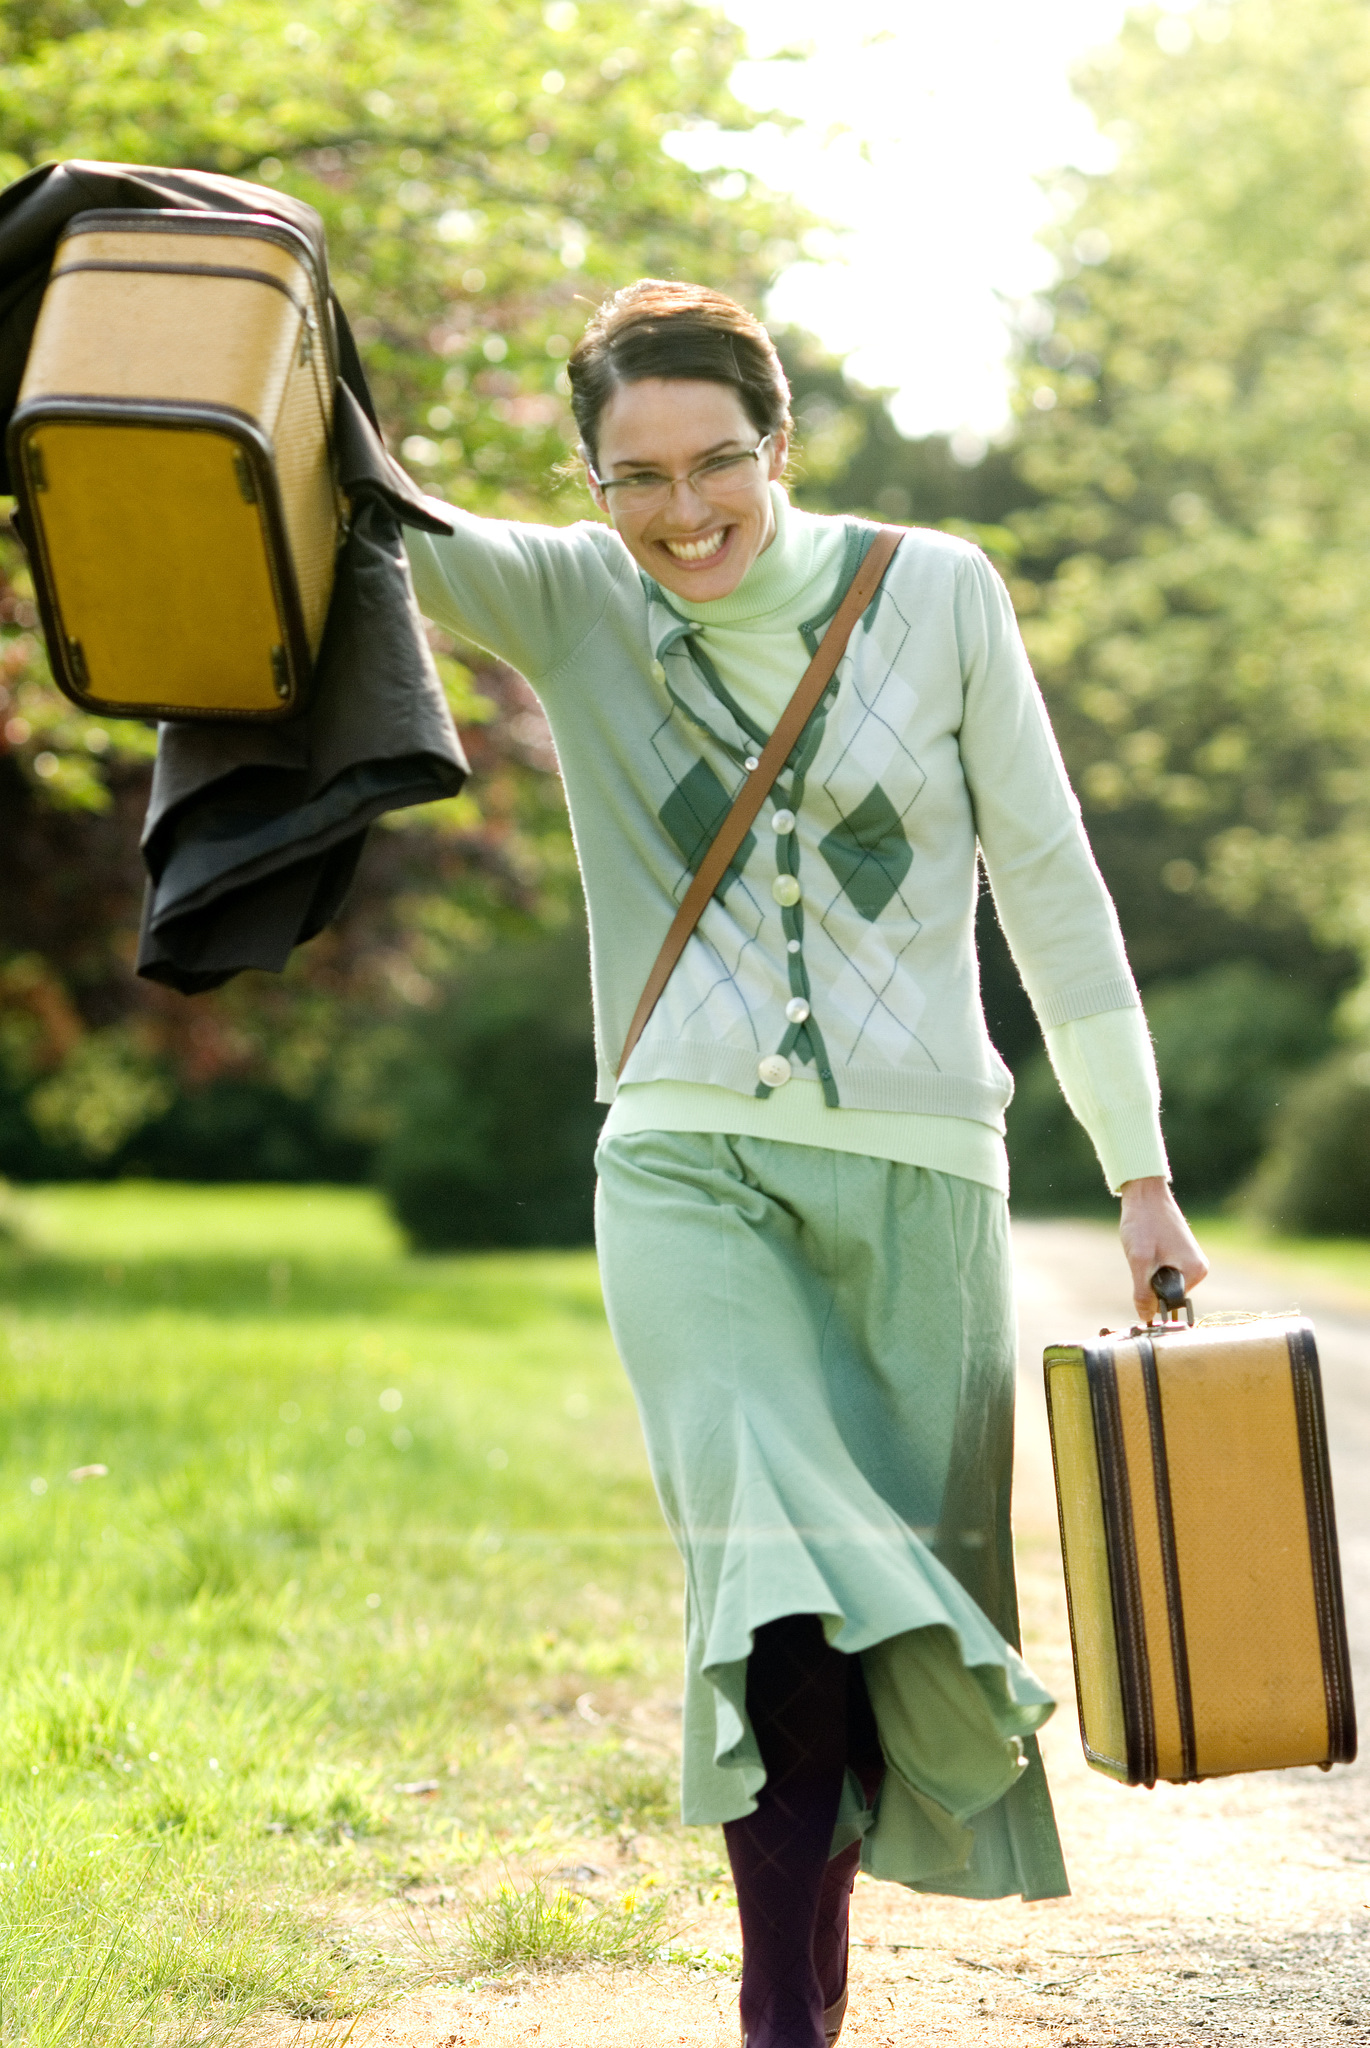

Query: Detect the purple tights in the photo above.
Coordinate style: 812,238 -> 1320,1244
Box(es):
722,1614 -> 885,2048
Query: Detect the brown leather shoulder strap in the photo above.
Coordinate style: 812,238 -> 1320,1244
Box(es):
615,524 -> 904,1079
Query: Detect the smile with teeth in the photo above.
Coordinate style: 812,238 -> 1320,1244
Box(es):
662,527 -> 728,563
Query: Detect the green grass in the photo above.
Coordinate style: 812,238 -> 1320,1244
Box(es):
458,1874 -> 673,1973
1020,1205 -> 1370,1305
1195,1213 -> 1370,1301
0,1185 -> 688,2043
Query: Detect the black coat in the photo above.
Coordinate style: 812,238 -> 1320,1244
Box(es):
0,158 -> 467,993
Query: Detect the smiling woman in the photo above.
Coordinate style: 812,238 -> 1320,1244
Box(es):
588,386 -> 779,592
401,275 -> 1205,2048
568,281 -> 792,601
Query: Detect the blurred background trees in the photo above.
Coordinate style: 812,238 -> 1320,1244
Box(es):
1001,0 -> 1370,1224
0,0 -> 799,1193
2,0 -> 1368,1237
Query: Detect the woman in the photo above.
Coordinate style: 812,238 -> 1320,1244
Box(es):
405,281 -> 1207,2048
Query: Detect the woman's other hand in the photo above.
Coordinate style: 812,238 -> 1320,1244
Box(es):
1118,1175 -> 1209,1322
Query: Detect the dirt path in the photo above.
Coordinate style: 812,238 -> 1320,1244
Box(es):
276,1223 -> 1370,2046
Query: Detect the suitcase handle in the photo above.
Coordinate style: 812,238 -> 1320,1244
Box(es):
1150,1264 -> 1194,1326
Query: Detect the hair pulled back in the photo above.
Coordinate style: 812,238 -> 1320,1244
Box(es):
567,279 -> 792,468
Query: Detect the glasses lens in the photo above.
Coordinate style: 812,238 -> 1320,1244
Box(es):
606,476 -> 671,509
694,453 -> 756,494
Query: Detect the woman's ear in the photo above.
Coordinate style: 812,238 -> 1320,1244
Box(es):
768,430 -> 790,482
582,450 -> 610,517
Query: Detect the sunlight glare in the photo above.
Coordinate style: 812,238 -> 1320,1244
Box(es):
685,0 -> 1130,437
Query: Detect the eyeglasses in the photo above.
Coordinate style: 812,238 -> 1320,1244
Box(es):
590,434 -> 774,513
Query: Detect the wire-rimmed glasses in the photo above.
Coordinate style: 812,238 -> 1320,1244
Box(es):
589,433 -> 774,513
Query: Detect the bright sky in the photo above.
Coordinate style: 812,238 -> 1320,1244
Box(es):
670,0 -> 1135,441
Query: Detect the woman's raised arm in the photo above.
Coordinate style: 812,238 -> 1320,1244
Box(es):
404,498 -> 631,684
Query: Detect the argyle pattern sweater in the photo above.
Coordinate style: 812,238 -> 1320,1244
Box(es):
406,508 -> 1140,1127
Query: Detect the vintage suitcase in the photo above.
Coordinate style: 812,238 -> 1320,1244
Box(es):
1044,1268 -> 1356,1787
8,207 -> 340,722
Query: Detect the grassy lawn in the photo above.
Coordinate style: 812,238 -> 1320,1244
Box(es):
17,1185 -> 1362,2042
0,1184 -> 702,2044
1196,1214 -> 1370,1301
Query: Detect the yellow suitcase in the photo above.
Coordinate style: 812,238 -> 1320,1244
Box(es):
8,207 -> 340,722
1044,1271 -> 1356,1786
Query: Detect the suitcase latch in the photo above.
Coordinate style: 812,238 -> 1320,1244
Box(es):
299,312 -> 316,366
66,638 -> 90,693
232,451 -> 258,505
270,646 -> 291,702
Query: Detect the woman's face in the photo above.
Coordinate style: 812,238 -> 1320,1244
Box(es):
587,377 -> 788,602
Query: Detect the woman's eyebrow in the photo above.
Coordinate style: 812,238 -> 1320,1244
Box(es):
605,436 -> 748,473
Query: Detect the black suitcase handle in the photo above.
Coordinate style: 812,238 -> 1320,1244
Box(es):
1150,1264 -> 1194,1326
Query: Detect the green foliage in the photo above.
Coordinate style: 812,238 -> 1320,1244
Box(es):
778,327 -> 1356,1083
1010,0 -> 1370,975
1145,960 -> 1332,1199
379,931 -> 600,1249
0,1182 -> 686,2037
0,0 -> 132,64
0,0 -> 799,755
0,1177 -> 28,1242
0,0 -> 792,465
0,1068 -> 368,1184
117,1076 -> 373,1183
1247,1049 -> 1370,1234
1007,960 -> 1333,1211
25,1026 -> 174,1161
0,0 -> 806,1166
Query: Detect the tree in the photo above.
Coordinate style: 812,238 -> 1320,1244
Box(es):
0,0 -> 807,1171
776,321 -> 1353,1076
1006,0 -> 1370,993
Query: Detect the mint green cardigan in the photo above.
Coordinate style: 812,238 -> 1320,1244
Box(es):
406,501 -> 1156,1169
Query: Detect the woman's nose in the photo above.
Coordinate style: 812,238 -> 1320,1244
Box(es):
662,474 -> 713,520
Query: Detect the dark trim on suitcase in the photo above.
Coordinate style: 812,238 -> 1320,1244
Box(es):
8,399 -> 327,723
1286,1320 -> 1358,1766
57,209 -> 339,390
52,259 -> 313,320
1138,1337 -> 1199,1781
1085,1344 -> 1157,1787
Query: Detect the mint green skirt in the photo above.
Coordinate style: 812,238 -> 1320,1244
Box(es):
594,1129 -> 1068,1902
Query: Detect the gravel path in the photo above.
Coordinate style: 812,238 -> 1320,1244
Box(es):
273,1221 -> 1370,2046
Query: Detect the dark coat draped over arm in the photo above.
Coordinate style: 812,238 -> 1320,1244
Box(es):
0,158 -> 467,994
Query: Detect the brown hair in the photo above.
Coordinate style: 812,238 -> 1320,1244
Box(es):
567,279 -> 792,469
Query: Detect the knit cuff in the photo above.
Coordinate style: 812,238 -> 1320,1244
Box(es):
1093,1102 -> 1171,1198
1034,974 -> 1141,1030
1042,1009 -> 1169,1197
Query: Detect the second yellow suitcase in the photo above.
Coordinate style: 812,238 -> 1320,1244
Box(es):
8,206 -> 341,722
1045,1290 -> 1356,1786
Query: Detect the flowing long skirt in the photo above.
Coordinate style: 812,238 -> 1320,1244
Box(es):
594,1128 -> 1068,1901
